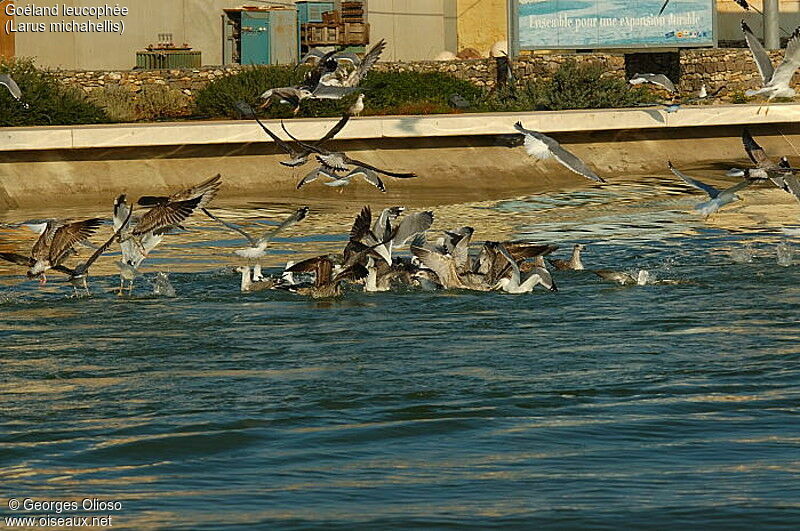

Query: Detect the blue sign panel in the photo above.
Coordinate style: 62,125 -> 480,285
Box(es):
517,0 -> 715,49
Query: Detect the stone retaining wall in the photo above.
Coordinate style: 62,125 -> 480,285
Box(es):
51,49 -> 796,101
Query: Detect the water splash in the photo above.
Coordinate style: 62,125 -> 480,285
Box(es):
152,272 -> 177,297
777,241 -> 794,267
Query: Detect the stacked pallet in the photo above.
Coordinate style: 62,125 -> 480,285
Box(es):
301,1 -> 368,47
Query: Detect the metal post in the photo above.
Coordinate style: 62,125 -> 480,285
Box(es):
764,0 -> 780,50
507,0 -> 519,57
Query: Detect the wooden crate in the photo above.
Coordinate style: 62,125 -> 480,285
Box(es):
321,11 -> 341,24
341,23 -> 368,45
302,20 -> 369,47
302,23 -> 340,46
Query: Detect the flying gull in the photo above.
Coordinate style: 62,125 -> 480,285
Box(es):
741,20 -> 800,105
237,101 -> 351,168
514,122 -> 606,183
668,161 -> 751,217
282,120 -> 418,188
628,73 -> 677,93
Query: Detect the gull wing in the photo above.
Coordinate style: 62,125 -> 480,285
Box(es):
48,218 -> 104,265
742,20 -> 775,84
393,211 -> 434,247
649,74 -> 676,93
668,161 -> 721,198
721,179 -> 752,196
504,242 -> 559,260
257,206 -> 309,245
316,113 -> 351,145
311,84 -> 360,100
333,263 -> 368,284
349,39 -> 386,86
342,155 -> 417,178
742,128 -> 774,168
133,196 -> 202,235
296,166 -> 332,189
202,208 -> 256,246
0,252 -> 35,267
347,167 -> 386,192
410,245 -> 460,287
449,228 -> 474,272
350,205 -> 373,243
78,208 -> 133,274
540,133 -> 605,183
281,120 -> 327,154
784,175 -> 800,202
0,73 -> 23,100
496,243 -> 521,285
298,48 -> 326,65
168,174 -> 222,208
249,109 -> 298,156
767,25 -> 800,88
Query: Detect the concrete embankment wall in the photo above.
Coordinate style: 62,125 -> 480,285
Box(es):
2,105 -> 800,211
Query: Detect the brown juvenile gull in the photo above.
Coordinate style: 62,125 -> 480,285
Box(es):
286,256 -> 368,299
54,208 -> 133,296
0,218 -> 103,283
549,244 -> 586,271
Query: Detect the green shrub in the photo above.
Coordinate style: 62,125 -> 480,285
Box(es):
483,60 -> 657,112
135,85 -> 191,120
0,58 -> 107,126
360,71 -> 483,112
90,84 -> 192,122
88,85 -> 138,122
193,67 -> 484,118
194,65 -> 300,119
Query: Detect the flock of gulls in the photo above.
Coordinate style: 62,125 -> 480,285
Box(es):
2,18 -> 800,299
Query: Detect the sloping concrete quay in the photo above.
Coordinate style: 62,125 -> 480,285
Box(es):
2,104 -> 800,152
1,104 -> 800,210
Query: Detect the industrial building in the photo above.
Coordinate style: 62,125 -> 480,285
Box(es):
1,1 -> 799,70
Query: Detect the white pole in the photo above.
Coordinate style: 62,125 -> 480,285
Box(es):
764,0 -> 780,50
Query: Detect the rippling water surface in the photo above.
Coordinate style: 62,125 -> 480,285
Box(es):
2,176 -> 800,529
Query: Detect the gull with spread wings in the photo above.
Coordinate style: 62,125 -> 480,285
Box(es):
742,20 -> 800,111
282,119 -> 418,191
668,161 -> 751,217
0,218 -> 103,283
236,101 -> 351,168
203,206 -> 309,281
514,121 -> 606,183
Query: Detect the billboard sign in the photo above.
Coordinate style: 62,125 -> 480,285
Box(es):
516,0 -> 715,49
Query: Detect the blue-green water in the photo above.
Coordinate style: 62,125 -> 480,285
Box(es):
2,180 -> 800,529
